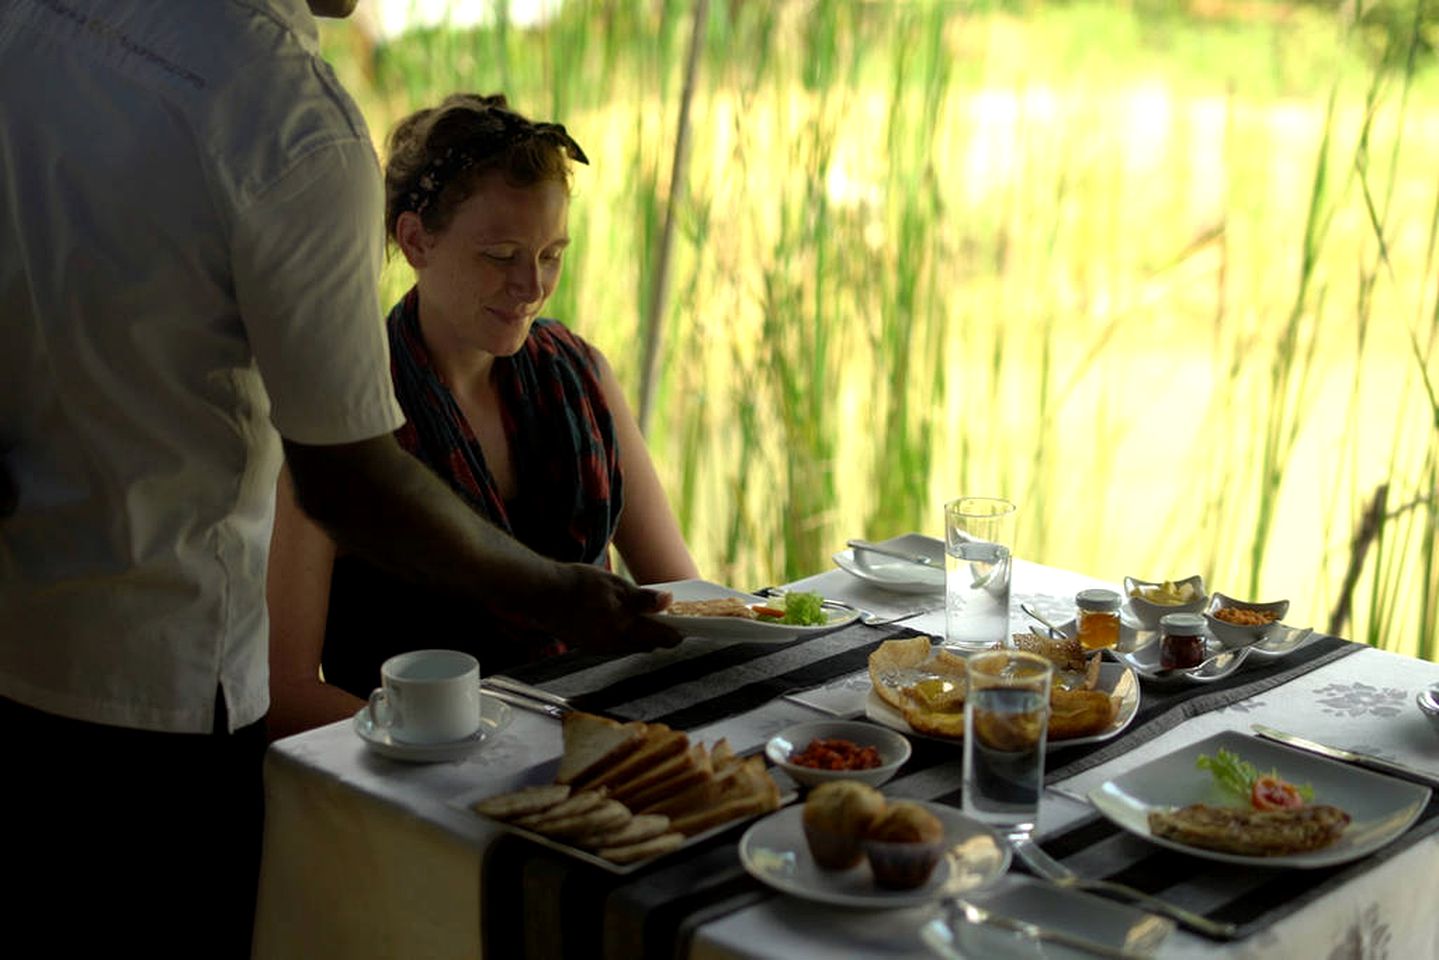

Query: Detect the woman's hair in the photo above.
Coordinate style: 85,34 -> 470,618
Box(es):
383,92 -> 589,239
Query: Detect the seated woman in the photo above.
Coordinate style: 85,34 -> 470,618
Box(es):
267,93 -> 699,738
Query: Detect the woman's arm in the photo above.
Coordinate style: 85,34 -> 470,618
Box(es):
596,351 -> 701,585
266,463 -> 364,740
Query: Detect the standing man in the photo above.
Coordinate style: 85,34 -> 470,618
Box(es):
0,1 -> 677,955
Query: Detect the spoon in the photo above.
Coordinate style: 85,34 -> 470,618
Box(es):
1018,602 -> 1066,640
1151,647 -> 1244,678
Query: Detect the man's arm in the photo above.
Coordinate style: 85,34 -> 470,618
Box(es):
282,434 -> 681,655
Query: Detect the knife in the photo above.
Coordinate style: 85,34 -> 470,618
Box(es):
1251,724 -> 1439,788
846,539 -> 942,569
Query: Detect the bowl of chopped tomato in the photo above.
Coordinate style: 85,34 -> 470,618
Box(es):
765,720 -> 911,789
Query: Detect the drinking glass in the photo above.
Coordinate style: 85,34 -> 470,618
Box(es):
962,649 -> 1052,833
944,496 -> 1017,653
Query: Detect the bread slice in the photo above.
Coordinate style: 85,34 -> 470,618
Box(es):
615,744 -> 712,811
556,712 -> 647,786
574,725 -> 689,793
668,756 -> 780,836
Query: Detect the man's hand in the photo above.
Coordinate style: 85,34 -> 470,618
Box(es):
549,564 -> 684,656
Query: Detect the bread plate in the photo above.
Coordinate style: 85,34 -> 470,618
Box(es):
1088,730 -> 1430,869
865,662 -> 1141,749
738,801 -> 1009,909
454,773 -> 798,876
644,578 -> 858,642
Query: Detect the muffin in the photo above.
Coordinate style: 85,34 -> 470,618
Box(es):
863,801 -> 945,890
801,780 -> 887,870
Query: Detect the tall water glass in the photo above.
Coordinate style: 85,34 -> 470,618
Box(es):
962,649 -> 1052,834
944,496 -> 1017,653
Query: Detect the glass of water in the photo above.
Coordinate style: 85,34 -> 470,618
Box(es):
944,496 -> 1017,653
962,649 -> 1052,834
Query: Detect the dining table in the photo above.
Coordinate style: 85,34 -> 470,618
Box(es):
250,547 -> 1439,959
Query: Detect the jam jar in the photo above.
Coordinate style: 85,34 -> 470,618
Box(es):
1159,612 -> 1207,670
1075,588 -> 1122,651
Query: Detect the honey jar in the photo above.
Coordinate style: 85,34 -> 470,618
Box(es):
1075,588 -> 1122,651
1159,612 -> 1207,670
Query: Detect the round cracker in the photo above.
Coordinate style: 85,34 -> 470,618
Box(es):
597,831 -> 685,864
575,814 -> 671,850
514,788 -> 609,829
473,784 -> 571,821
532,799 -> 632,841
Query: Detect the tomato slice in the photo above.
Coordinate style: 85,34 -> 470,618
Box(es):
1251,774 -> 1305,811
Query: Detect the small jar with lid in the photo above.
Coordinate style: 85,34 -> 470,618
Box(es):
1159,612 -> 1207,670
1075,588 -> 1122,651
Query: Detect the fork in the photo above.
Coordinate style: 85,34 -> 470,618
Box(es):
1009,832 -> 1238,939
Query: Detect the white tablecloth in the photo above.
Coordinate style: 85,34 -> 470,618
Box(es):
252,560 -> 1439,959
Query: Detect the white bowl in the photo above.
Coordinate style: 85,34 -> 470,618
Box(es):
1203,592 -> 1289,649
765,719 -> 911,789
1123,574 -> 1207,630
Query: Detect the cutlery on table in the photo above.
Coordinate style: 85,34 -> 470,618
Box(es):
1019,602 -> 1066,640
1008,832 -> 1237,939
481,677 -> 571,717
1151,647 -> 1247,678
1251,724 -> 1439,789
948,899 -> 1158,960
845,539 -> 942,569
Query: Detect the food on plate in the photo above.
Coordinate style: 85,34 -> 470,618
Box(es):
472,783 -> 572,820
473,711 -> 781,864
1212,606 -> 1279,626
1130,580 -> 1200,605
754,591 -> 826,626
802,780 -> 888,870
555,712 -> 648,785
868,636 -> 967,712
790,737 -> 883,771
1046,688 -> 1119,740
1143,747 -> 1348,856
867,636 -> 1116,742
1196,748 -> 1316,808
863,801 -> 946,890
1146,803 -> 1351,856
667,597 -> 757,619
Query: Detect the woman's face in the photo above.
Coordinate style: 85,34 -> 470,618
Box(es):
412,172 -> 570,361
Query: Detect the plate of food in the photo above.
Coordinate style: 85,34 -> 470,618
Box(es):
644,579 -> 858,642
832,534 -> 946,595
1088,730 -> 1430,869
460,710 -> 787,874
739,784 -> 1009,909
863,634 -> 1141,748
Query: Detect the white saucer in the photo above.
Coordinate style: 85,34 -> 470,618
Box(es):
353,694 -> 512,763
833,534 -> 946,595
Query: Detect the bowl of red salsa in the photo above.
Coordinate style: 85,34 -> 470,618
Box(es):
765,719 -> 912,789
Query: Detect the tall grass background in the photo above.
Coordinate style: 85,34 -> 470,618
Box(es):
326,1 -> 1439,658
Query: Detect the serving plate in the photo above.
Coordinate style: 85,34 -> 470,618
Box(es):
864,662 -> 1141,749
833,534 -> 946,595
1088,730 -> 1430,869
354,694 -> 511,763
644,578 -> 858,642
1110,634 -> 1251,687
457,774 -> 798,876
738,801 -> 1009,909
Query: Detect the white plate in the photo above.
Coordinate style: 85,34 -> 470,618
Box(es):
738,802 -> 1009,909
1110,633 -> 1251,687
833,534 -> 946,595
865,662 -> 1141,749
1245,623 -> 1320,661
645,578 -> 858,642
920,876 -> 1174,959
1088,730 -> 1431,869
353,693 -> 511,763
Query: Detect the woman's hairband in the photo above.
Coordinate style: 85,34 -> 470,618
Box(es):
402,113 -> 589,217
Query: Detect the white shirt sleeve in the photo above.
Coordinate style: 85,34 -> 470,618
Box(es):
231,137 -> 405,445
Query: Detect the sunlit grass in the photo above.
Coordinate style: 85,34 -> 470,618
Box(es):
323,1 -> 1439,656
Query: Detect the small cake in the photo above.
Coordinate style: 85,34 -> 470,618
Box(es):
801,780 -> 887,870
863,800 -> 945,890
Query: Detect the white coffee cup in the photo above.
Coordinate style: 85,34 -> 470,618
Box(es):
367,649 -> 481,744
